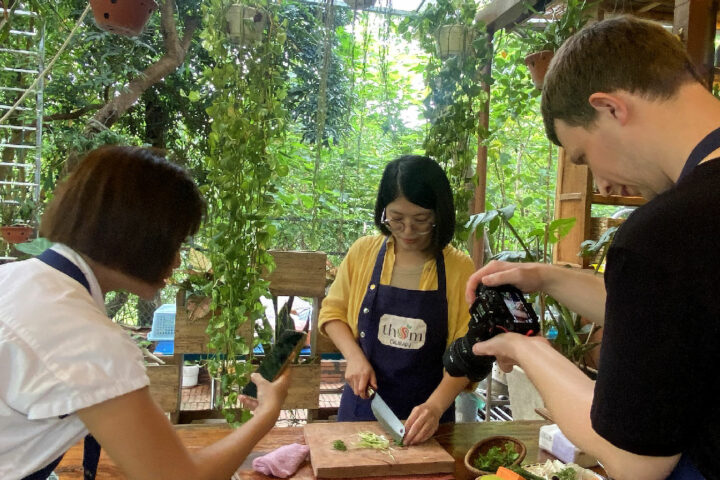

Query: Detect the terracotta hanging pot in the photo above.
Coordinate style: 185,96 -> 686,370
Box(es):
1,224 -> 33,244
524,50 -> 554,89
89,0 -> 159,37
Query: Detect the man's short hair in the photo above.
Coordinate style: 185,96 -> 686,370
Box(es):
374,155 -> 455,255
40,146 -> 205,284
542,16 -> 703,146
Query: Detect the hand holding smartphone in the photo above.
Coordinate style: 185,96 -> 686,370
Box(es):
241,330 -> 307,398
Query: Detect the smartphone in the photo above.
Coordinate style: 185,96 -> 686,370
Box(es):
241,330 -> 307,398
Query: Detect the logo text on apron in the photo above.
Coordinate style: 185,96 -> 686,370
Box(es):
378,314 -> 427,349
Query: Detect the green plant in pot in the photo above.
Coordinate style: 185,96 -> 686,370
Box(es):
0,197 -> 38,245
467,204 -> 600,372
519,0 -> 595,89
200,0 -> 289,425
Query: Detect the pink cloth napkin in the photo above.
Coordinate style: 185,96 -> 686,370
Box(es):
252,443 -> 310,478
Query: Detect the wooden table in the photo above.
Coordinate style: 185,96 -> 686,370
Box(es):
56,420 -> 551,479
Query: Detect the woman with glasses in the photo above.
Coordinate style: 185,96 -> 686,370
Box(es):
318,155 -> 475,445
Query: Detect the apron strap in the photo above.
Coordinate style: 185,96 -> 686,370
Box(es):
21,250 -> 101,480
36,249 -> 91,294
678,126 -> 720,182
666,454 -> 706,480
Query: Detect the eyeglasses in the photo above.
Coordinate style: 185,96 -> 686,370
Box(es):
381,209 -> 436,235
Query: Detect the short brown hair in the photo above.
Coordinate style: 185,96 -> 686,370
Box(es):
41,146 -> 205,284
542,16 -> 703,146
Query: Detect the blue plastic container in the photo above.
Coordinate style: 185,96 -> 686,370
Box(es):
153,340 -> 174,355
147,303 -> 176,341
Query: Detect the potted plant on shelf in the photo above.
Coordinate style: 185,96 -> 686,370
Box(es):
519,0 -> 595,88
467,205 -> 601,419
89,0 -> 159,37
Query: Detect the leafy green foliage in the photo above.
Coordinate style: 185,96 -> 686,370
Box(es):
517,0 -> 596,53
200,0 -> 290,424
473,441 -> 520,471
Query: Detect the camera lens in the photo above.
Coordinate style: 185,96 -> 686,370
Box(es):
443,336 -> 494,382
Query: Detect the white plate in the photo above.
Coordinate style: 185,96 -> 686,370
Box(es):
523,461 -> 606,480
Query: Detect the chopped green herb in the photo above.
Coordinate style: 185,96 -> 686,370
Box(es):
356,431 -> 390,450
554,467 -> 578,480
332,439 -> 347,451
473,441 -> 520,472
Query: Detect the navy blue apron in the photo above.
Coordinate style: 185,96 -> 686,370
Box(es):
21,249 -> 101,480
338,238 -> 455,424
661,130 -> 720,480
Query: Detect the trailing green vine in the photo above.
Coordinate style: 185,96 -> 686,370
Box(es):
399,0 -> 492,244
200,0 -> 289,424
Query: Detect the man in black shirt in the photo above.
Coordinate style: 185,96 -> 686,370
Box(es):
466,16 -> 720,480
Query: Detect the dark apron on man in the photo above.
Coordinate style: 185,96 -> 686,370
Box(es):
338,238 -> 455,424
21,249 -> 101,480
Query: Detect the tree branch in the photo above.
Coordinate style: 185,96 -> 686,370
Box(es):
83,0 -> 200,136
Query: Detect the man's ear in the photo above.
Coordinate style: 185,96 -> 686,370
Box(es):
588,92 -> 629,125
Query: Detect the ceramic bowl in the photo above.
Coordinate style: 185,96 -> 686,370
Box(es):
464,435 -> 527,477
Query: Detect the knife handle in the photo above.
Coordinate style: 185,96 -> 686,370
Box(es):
366,386 -> 376,397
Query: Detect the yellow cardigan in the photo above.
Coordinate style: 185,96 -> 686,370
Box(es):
318,234 -> 476,347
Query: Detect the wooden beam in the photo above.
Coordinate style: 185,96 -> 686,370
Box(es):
673,0 -> 718,88
475,0 -> 549,32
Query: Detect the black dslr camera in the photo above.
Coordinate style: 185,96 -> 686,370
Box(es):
443,284 -> 539,381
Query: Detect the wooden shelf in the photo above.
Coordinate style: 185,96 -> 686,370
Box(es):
591,193 -> 646,206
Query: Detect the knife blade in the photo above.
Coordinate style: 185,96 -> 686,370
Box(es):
367,386 -> 405,444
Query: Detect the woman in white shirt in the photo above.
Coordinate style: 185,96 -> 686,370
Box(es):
0,145 -> 289,480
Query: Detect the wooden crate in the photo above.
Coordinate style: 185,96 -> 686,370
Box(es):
146,363 -> 181,422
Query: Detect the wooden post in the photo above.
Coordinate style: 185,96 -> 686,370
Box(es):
673,0 -> 718,88
552,148 -> 592,267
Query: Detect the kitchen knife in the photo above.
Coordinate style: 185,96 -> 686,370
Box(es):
367,386 -> 405,444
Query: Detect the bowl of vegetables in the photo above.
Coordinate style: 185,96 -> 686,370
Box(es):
464,435 -> 527,477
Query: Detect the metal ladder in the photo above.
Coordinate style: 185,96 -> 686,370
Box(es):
0,4 -> 45,259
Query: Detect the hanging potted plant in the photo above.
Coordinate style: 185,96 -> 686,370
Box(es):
435,24 -> 473,58
0,198 -> 36,245
225,3 -> 267,45
201,0 -> 289,425
89,0 -> 159,37
343,0 -> 376,10
519,0 -> 595,89
399,0 -> 492,242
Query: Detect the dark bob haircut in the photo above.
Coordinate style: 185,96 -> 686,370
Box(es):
374,155 -> 455,254
40,146 -> 205,284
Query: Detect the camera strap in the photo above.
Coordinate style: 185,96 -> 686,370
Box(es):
678,126 -> 720,183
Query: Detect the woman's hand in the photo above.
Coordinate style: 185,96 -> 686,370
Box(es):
239,371 -> 290,417
403,402 -> 442,445
344,353 -> 377,399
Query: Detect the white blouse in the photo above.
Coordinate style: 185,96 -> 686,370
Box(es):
0,244 -> 149,479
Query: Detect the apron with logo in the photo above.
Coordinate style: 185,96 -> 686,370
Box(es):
337,238 -> 454,424
21,249 -> 101,480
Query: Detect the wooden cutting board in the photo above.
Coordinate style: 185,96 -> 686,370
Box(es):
303,422 -> 455,479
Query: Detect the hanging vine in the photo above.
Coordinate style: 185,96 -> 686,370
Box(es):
200,0 -> 288,424
399,0 -> 492,244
